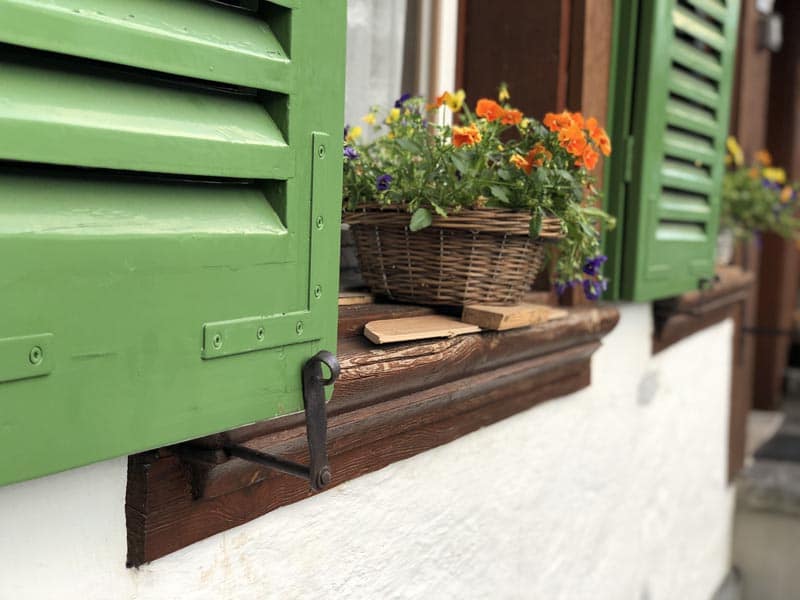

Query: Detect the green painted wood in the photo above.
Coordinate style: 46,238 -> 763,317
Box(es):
0,333 -> 54,384
665,96 -> 719,138
0,0 -> 293,93
0,0 -> 346,487
659,189 -> 712,222
668,65 -> 721,108
671,38 -> 724,80
0,60 -> 291,179
672,5 -> 725,51
604,0 -> 740,301
663,127 -> 717,163
682,0 -> 727,23
602,0 -> 641,299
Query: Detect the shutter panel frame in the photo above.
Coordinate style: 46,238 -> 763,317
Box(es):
0,0 -> 346,487
604,0 -> 741,302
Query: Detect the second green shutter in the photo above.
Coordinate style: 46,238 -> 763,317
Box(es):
605,0 -> 740,301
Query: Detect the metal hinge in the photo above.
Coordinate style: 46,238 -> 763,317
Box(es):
224,350 -> 340,491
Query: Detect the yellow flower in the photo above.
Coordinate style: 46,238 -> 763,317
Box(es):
519,118 -> 531,130
726,136 -> 744,167
385,107 -> 401,124
780,185 -> 793,203
497,144 -> 505,151
498,83 -> 510,103
763,167 -> 787,184
362,113 -> 376,126
755,149 -> 772,166
345,126 -> 362,142
444,89 -> 465,112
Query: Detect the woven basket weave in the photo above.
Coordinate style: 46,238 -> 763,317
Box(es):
344,207 -> 562,306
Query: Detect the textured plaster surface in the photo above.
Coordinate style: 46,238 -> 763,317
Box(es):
0,305 -> 735,599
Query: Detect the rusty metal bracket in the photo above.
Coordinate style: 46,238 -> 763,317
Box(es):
224,350 -> 339,491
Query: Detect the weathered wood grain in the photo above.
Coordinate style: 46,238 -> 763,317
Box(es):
653,266 -> 753,353
462,302 -> 567,331
126,304 -> 619,566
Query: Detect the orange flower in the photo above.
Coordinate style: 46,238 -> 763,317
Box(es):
510,153 -> 532,174
781,185 -> 794,203
755,149 -> 773,167
452,123 -> 482,148
542,110 -> 574,131
586,117 -> 611,156
571,111 -> 585,129
558,124 -> 587,157
527,143 -> 552,168
576,145 -> 599,170
543,110 -> 573,132
429,90 -> 464,111
476,98 -> 505,122
595,131 -> 612,156
501,108 -> 523,125
428,91 -> 448,110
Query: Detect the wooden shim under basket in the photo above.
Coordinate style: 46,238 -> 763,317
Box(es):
364,315 -> 481,344
462,303 -> 568,331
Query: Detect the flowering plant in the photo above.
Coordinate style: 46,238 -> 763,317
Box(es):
722,137 -> 800,239
342,86 -> 616,297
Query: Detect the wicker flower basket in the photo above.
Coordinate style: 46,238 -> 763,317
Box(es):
343,207 -> 563,306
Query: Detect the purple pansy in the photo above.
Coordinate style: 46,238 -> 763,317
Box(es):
394,93 -> 412,108
555,280 -> 577,296
582,278 -> 608,301
582,254 -> 608,276
344,146 -> 359,160
376,174 -> 392,192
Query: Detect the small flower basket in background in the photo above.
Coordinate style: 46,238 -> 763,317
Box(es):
719,137 -> 800,264
342,87 -> 615,306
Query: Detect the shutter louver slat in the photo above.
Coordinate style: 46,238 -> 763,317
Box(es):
682,0 -> 727,22
672,4 -> 725,51
659,188 -> 712,221
668,65 -> 720,108
0,59 -> 291,179
671,38 -> 723,80
0,0 -> 293,92
663,126 -> 717,163
665,96 -> 719,138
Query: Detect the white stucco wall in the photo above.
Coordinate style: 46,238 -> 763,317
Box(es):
0,304 -> 734,600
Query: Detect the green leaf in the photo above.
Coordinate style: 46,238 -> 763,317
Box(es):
410,207 -> 433,232
529,209 -> 543,238
450,153 -> 470,175
489,185 -> 510,202
430,200 -> 448,218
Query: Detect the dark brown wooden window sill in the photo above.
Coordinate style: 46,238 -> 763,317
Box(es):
126,299 -> 619,566
652,265 -> 754,354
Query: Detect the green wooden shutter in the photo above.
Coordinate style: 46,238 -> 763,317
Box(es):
604,0 -> 740,301
0,0 -> 346,486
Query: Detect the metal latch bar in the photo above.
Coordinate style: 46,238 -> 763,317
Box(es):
224,350 -> 339,491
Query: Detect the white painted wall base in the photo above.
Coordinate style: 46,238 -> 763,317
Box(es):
0,305 -> 734,600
